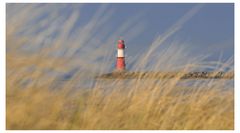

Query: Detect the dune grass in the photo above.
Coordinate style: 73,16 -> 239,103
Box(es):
6,4 -> 234,130
6,63 -> 234,130
6,50 -> 234,130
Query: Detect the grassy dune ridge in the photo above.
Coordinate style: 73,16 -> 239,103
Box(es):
6,64 -> 234,129
6,4 -> 234,130
6,46 -> 234,129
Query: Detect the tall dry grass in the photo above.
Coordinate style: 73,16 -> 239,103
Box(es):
6,4 -> 234,130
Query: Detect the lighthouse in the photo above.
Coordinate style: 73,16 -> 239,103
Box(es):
116,39 -> 126,71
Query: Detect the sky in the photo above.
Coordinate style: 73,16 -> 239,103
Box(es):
7,3 -> 234,72
85,3 -> 234,70
101,3 -> 234,60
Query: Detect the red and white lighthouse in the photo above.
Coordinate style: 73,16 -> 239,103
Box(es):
116,39 -> 126,71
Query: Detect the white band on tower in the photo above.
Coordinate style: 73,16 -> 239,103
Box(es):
117,49 -> 124,57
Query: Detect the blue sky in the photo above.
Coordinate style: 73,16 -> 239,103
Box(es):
7,3 -> 234,72
94,3 -> 234,59
80,3 -> 234,70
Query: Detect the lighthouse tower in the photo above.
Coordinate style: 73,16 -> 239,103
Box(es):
116,39 -> 126,71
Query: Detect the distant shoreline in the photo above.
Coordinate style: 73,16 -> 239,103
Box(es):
97,71 -> 234,79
